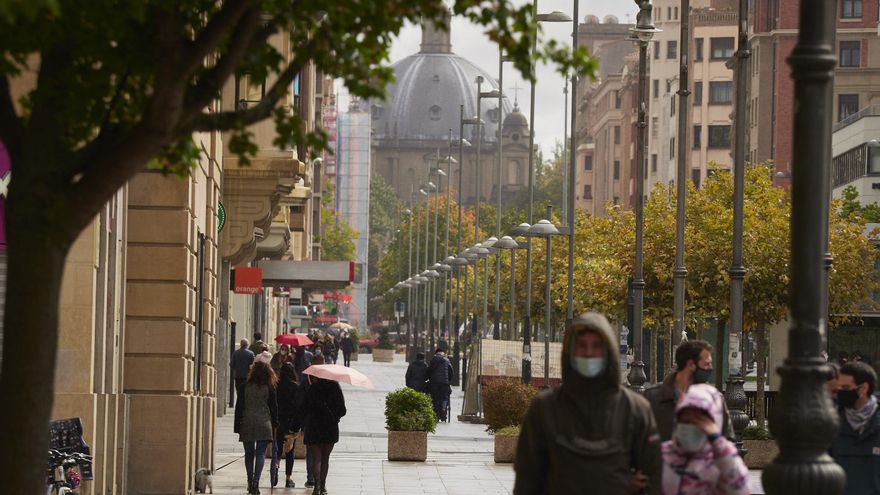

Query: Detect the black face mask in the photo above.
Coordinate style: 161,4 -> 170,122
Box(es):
837,388 -> 860,409
693,366 -> 713,384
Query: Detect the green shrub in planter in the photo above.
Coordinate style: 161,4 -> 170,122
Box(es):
496,425 -> 521,437
348,329 -> 359,349
742,425 -> 773,440
377,328 -> 395,350
482,378 -> 538,433
385,387 -> 437,433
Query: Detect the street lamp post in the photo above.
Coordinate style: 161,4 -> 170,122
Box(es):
726,0 -> 751,454
627,0 -> 659,393
566,0 -> 579,332
672,0 -> 690,355
405,207 -> 413,359
469,242 -> 490,416
494,236 -> 521,342
762,0 -> 844,493
528,208 -> 561,388
522,6 -> 571,385
414,197 -> 422,355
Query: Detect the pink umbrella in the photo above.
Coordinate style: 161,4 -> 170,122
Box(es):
275,333 -> 314,347
302,364 -> 375,389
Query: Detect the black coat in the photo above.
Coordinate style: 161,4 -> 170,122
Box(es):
301,379 -> 346,445
276,378 -> 300,433
405,360 -> 430,392
340,336 -> 355,354
428,354 -> 453,384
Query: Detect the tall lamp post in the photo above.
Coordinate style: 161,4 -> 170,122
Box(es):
627,0 -> 660,393
528,207 -> 561,388
725,0 -> 751,454
762,0 -> 844,493
523,7 -> 572,386
404,207 -> 413,359
453,106 -> 478,386
494,235 -> 522,341
566,1 -> 580,332
672,0 -> 690,354
469,241 -> 490,416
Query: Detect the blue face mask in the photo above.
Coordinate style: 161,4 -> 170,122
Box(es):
572,356 -> 607,378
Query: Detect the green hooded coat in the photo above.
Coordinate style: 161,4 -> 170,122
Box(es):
513,313 -> 662,495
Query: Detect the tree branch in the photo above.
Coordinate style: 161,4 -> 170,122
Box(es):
180,0 -> 252,77
180,6 -> 265,118
0,75 -> 22,160
183,40 -> 313,133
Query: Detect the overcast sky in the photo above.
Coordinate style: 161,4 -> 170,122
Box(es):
338,0 -> 632,155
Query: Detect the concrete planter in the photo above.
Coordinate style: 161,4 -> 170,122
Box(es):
494,435 -> 518,463
387,430 -> 428,461
373,348 -> 395,363
742,439 -> 778,469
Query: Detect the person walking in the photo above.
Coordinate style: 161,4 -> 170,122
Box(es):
831,361 -> 880,495
405,352 -> 430,393
660,384 -> 749,495
271,363 -> 300,489
301,356 -> 347,495
644,340 -> 735,441
249,332 -> 267,355
234,361 -> 279,495
339,332 -> 355,367
231,338 -> 255,404
427,349 -> 453,421
296,354 -> 319,489
322,335 -> 337,365
294,345 -> 313,377
514,312 -> 662,495
271,344 -> 293,374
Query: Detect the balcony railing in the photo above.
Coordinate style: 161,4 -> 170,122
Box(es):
833,104 -> 880,133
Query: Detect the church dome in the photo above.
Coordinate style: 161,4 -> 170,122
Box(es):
503,102 -> 528,131
372,16 -> 512,143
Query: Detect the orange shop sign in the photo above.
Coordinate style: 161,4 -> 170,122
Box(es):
233,267 -> 263,294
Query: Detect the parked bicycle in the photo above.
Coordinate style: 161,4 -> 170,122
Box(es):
46,449 -> 92,495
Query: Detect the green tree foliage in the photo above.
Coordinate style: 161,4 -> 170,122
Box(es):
321,208 -> 358,262
1,4 -> 597,487
839,185 -> 880,223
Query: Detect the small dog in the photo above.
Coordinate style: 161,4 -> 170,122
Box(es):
194,468 -> 213,494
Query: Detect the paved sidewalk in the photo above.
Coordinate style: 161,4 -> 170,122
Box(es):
211,353 -> 764,494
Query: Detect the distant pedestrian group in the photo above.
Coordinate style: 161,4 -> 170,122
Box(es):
405,349 -> 453,421
232,332 -> 347,494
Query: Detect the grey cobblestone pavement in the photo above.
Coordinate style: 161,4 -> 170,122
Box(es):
212,353 -> 763,494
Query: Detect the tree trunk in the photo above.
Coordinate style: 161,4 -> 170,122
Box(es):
756,318 -> 767,429
0,190 -> 72,493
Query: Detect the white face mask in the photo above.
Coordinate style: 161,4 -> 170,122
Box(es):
674,423 -> 707,453
572,356 -> 606,378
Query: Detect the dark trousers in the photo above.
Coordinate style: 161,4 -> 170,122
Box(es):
430,382 -> 450,421
343,352 -> 351,367
234,378 -> 247,406
273,428 -> 294,478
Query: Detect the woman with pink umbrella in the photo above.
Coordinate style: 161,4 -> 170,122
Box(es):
300,357 -> 346,495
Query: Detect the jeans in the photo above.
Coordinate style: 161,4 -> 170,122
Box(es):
242,440 -> 271,484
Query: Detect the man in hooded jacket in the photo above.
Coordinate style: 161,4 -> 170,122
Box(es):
514,312 -> 662,495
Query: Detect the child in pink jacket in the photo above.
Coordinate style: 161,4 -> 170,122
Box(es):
661,384 -> 750,495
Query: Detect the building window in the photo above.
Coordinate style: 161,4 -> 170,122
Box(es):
694,81 -> 703,105
651,154 -> 658,173
669,138 -> 675,159
674,6 -> 679,19
838,94 -> 859,121
840,41 -> 861,67
708,125 -> 732,148
709,81 -> 733,104
654,41 -> 660,59
710,37 -> 735,60
667,40 -> 678,59
614,126 -> 621,144
666,80 -> 672,94
429,105 -> 442,121
671,95 -> 676,116
613,160 -> 621,180
842,0 -> 862,19
584,155 -> 593,171
613,196 -> 620,205
508,160 -> 521,184
614,90 -> 622,109
693,125 -> 702,148
583,184 -> 592,199
653,79 -> 659,98
667,7 -> 672,20
695,38 -> 704,61
652,117 -> 659,138
691,168 -> 701,188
